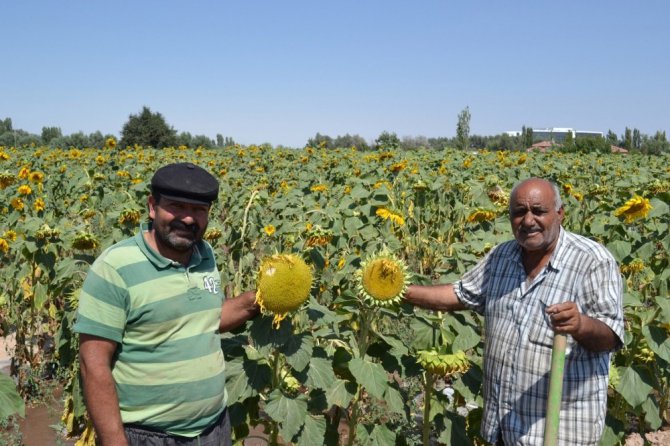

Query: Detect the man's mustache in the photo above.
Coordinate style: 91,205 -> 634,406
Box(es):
170,221 -> 199,233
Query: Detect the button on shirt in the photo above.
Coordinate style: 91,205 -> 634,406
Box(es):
454,228 -> 624,445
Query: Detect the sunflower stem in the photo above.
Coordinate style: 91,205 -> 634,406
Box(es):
269,350 -> 282,446
422,371 -> 435,446
346,307 -> 374,446
233,189 -> 259,295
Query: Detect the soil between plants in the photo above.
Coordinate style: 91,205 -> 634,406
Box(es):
2,336 -> 668,445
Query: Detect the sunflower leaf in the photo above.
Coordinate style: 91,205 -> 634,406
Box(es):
296,414 -> 327,446
283,333 -> 314,372
0,374 -> 25,419
349,357 -> 388,399
265,389 -> 307,441
383,385 -> 405,415
306,357 -> 336,390
368,424 -> 396,445
616,365 -> 653,408
325,378 -> 355,408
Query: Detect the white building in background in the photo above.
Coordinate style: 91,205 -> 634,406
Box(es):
531,127 -> 603,143
504,128 -> 604,143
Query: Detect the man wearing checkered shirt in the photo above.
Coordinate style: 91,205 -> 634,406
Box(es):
405,178 -> 624,445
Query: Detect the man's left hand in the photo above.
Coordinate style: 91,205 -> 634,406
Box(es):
546,302 -> 582,336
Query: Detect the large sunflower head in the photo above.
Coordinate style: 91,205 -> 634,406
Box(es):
256,253 -> 313,327
356,249 -> 410,307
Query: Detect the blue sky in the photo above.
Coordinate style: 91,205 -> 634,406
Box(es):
2,1 -> 669,147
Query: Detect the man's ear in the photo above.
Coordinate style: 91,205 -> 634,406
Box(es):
148,195 -> 157,220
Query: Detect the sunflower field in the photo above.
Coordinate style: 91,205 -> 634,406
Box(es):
1,143 -> 669,445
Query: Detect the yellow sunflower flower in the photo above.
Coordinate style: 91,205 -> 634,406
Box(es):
10,197 -> 24,211
0,172 -> 16,189
18,166 -> 30,179
118,209 -> 142,226
417,349 -> 470,377
357,250 -> 410,307
18,184 -> 32,195
33,197 -> 46,212
72,233 -> 99,250
376,207 -> 405,226
0,238 -> 9,254
204,228 -> 223,242
3,230 -> 17,241
620,259 -> 645,275
614,195 -> 652,223
466,209 -> 496,224
28,171 -> 44,183
255,254 -> 313,327
264,224 -> 276,236
310,184 -> 328,193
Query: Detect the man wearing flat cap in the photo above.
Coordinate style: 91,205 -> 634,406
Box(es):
75,162 -> 258,446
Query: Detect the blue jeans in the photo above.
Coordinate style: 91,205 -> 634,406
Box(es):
123,409 -> 231,446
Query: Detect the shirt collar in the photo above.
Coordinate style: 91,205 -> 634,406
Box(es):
511,226 -> 566,271
135,222 -> 208,269
546,227 -> 567,271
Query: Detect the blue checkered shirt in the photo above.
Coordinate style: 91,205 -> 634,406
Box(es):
455,228 -> 624,445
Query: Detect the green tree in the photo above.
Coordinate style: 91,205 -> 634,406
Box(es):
119,106 -> 177,149
574,136 -> 611,154
374,131 -> 400,150
633,128 -> 641,151
41,126 -> 62,145
333,133 -> 369,150
487,133 -> 515,151
606,129 -> 618,145
563,130 -> 575,152
520,126 -> 533,149
191,134 -> 214,148
641,131 -> 669,154
623,127 -> 633,151
469,134 -> 489,150
307,132 -> 334,149
0,117 -> 12,134
456,106 -> 471,150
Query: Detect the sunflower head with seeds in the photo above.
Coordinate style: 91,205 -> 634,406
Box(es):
356,249 -> 410,307
255,253 -> 313,327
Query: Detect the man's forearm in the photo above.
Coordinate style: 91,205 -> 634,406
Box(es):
404,284 -> 466,312
572,316 -> 620,352
81,365 -> 128,445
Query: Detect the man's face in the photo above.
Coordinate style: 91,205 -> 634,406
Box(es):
509,180 -> 564,254
148,196 -> 210,253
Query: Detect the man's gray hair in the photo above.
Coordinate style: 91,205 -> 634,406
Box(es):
509,178 -> 563,212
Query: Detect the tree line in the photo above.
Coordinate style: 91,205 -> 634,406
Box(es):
1,106 -> 668,154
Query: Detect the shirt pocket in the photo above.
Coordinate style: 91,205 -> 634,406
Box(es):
527,298 -> 554,348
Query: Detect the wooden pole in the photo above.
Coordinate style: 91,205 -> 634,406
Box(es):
543,334 -> 567,446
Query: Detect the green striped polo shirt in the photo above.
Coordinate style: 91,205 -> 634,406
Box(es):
74,224 -> 227,437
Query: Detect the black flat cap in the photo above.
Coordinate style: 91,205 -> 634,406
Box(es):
151,163 -> 219,205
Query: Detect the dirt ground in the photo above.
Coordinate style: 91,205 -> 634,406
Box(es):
2,336 -> 669,445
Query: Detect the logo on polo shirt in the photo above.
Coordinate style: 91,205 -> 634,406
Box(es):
203,276 -> 220,294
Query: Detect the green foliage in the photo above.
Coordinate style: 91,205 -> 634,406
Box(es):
374,131 -> 400,150
41,126 -> 62,145
0,117 -> 13,134
119,106 -> 177,149
0,374 -> 24,419
0,144 -> 669,444
456,106 -> 471,150
308,133 -> 370,150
